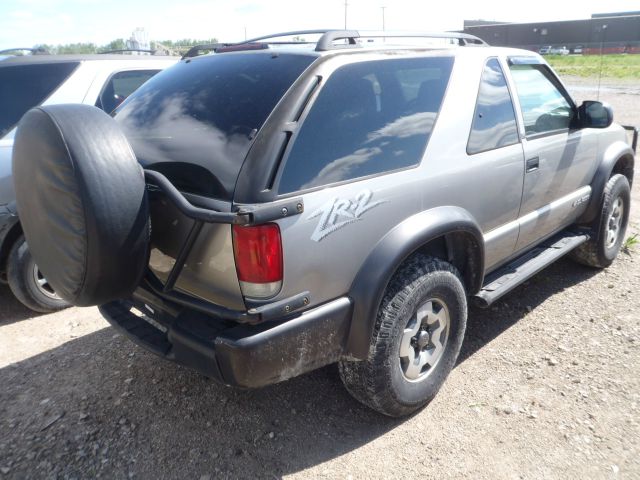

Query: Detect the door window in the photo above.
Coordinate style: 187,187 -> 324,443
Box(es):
278,56 -> 454,194
509,64 -> 573,136
467,58 -> 519,154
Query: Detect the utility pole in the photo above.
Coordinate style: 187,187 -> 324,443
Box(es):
381,6 -> 386,31
344,0 -> 348,29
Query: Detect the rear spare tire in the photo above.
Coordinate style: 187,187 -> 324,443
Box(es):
12,104 -> 149,306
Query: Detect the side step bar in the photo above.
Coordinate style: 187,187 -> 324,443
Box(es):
474,231 -> 590,308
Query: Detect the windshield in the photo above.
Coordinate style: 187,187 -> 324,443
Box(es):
0,62 -> 79,138
115,52 -> 316,200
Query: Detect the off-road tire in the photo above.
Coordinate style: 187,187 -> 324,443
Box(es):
7,236 -> 70,313
339,255 -> 467,417
570,174 -> 631,268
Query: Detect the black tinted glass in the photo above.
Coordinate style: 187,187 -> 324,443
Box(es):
115,53 -> 316,199
97,69 -> 158,114
0,62 -> 79,137
278,57 -> 453,194
467,58 -> 519,154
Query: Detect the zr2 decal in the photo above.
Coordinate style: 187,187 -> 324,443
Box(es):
308,190 -> 386,242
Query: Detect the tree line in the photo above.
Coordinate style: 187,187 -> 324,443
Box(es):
32,38 -> 219,56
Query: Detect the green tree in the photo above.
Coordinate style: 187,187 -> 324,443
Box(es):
99,38 -> 127,52
29,37 -> 220,56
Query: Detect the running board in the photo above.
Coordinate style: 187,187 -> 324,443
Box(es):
474,231 -> 590,308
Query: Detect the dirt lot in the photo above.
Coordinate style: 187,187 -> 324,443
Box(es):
1,79 -> 639,479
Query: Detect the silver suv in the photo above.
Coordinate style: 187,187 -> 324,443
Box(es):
12,31 -> 636,416
0,53 -> 177,311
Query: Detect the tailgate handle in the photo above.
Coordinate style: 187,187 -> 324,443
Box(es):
526,157 -> 539,173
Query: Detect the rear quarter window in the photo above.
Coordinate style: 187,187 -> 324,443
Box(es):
97,69 -> 159,114
277,56 -> 454,194
467,58 -> 519,155
0,62 -> 79,137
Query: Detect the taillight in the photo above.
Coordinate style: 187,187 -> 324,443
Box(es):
232,223 -> 283,299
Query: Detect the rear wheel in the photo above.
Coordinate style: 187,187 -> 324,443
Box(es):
339,255 -> 467,417
571,174 -> 631,268
7,236 -> 70,313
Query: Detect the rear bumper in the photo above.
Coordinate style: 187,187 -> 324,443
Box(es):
99,296 -> 353,388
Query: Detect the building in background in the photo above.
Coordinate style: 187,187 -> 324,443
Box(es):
127,28 -> 151,54
463,12 -> 640,54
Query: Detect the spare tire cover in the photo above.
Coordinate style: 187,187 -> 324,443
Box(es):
12,104 -> 149,306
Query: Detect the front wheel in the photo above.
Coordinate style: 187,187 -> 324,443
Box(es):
570,174 -> 631,268
339,255 -> 467,417
7,236 -> 70,313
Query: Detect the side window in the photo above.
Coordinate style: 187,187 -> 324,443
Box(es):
467,58 -> 519,155
508,64 -> 573,136
97,69 -> 158,114
278,57 -> 454,194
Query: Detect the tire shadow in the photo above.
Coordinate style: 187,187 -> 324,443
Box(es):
0,328 -> 399,479
458,257 -> 600,364
0,283 -> 46,325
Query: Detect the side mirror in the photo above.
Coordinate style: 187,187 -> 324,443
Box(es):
578,100 -> 613,129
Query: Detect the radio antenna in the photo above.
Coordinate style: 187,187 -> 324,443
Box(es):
597,24 -> 607,101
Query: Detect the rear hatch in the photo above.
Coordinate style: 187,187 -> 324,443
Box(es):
114,52 -> 316,310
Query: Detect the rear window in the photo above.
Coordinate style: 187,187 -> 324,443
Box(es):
115,53 -> 316,199
277,56 -> 454,194
0,62 -> 79,137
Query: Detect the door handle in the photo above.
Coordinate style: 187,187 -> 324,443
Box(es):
526,156 -> 539,173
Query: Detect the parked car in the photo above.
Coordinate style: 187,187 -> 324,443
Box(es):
0,53 -> 177,312
538,45 -> 552,55
549,46 -> 570,55
12,30 -> 635,416
572,45 -> 584,54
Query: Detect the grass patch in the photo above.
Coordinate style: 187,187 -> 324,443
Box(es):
622,233 -> 639,255
546,54 -> 640,79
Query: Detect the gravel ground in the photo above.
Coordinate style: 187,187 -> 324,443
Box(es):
0,78 -> 638,480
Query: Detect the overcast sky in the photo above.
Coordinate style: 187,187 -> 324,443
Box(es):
1,0 -> 638,49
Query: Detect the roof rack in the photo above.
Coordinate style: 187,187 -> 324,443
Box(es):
179,29 -> 488,59
319,30 -> 487,50
242,29 -> 487,51
0,47 -> 50,55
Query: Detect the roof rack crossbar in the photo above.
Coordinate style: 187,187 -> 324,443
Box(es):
242,29 -> 337,44
182,43 -> 227,59
315,30 -> 361,51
